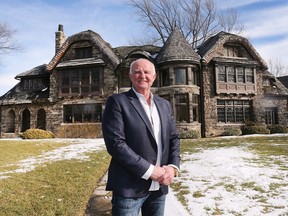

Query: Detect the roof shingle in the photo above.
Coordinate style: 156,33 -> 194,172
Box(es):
156,28 -> 200,64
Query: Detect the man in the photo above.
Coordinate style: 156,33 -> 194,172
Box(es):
102,58 -> 180,216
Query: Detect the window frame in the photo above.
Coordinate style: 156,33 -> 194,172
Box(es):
75,46 -> 92,59
265,108 -> 278,125
175,93 -> 189,123
23,77 -> 48,91
217,65 -> 255,84
192,68 -> 199,85
58,66 -> 103,96
174,67 -> 188,85
192,94 -> 199,122
63,103 -> 102,123
159,68 -> 170,87
217,100 -> 251,123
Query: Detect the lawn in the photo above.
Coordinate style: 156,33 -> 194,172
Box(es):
0,135 -> 287,216
0,139 -> 110,216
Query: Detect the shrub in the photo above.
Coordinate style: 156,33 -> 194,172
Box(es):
221,128 -> 242,136
180,130 -> 200,139
241,125 -> 270,135
267,125 -> 288,134
20,129 -> 55,139
244,121 -> 257,127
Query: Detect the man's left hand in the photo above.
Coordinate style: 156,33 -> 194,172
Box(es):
157,166 -> 175,185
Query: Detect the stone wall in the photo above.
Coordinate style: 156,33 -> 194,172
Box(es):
201,62 -> 272,137
1,102 -> 52,138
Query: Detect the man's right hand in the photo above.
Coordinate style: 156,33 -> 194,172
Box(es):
150,166 -> 166,181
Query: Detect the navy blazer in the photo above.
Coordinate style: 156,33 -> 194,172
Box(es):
102,89 -> 180,197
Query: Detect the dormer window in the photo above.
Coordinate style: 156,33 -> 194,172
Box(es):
75,47 -> 92,59
226,46 -> 239,57
224,44 -> 243,58
23,78 -> 48,91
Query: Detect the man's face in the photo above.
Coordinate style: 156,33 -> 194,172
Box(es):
129,59 -> 156,93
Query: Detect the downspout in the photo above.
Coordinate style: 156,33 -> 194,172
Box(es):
199,59 -> 206,138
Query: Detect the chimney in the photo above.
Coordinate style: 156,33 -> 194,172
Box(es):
55,24 -> 66,54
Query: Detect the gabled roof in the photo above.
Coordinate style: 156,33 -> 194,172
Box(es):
15,64 -> 48,79
198,31 -> 267,69
47,30 -> 120,71
156,28 -> 200,64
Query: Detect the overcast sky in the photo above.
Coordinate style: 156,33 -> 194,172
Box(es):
0,0 -> 288,96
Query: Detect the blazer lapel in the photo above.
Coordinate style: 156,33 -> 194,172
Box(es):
154,97 -> 168,152
126,90 -> 155,139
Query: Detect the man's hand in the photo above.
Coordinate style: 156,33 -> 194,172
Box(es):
150,166 -> 166,181
157,166 -> 175,186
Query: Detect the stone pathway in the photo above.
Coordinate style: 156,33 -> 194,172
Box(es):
85,173 -> 189,216
85,174 -> 112,216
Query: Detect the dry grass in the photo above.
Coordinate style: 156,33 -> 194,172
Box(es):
56,124 -> 102,138
0,139 -> 110,216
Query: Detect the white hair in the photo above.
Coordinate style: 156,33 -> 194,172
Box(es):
129,58 -> 156,75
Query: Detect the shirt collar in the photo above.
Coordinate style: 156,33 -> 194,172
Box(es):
132,88 -> 154,103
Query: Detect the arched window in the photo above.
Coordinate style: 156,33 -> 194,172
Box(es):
6,109 -> 16,133
37,109 -> 46,130
22,109 -> 30,132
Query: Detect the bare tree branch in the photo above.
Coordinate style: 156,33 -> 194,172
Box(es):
218,7 -> 244,34
128,0 -> 245,47
0,22 -> 21,55
268,58 -> 288,77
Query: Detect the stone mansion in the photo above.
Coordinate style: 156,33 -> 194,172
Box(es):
0,24 -> 287,138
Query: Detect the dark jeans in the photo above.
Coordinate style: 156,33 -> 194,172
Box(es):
112,190 -> 166,216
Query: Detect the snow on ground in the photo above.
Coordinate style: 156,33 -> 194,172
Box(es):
165,187 -> 191,215
0,138 -> 105,179
179,146 -> 288,216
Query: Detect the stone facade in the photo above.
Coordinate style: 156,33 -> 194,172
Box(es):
0,26 -> 287,138
198,32 -> 288,136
